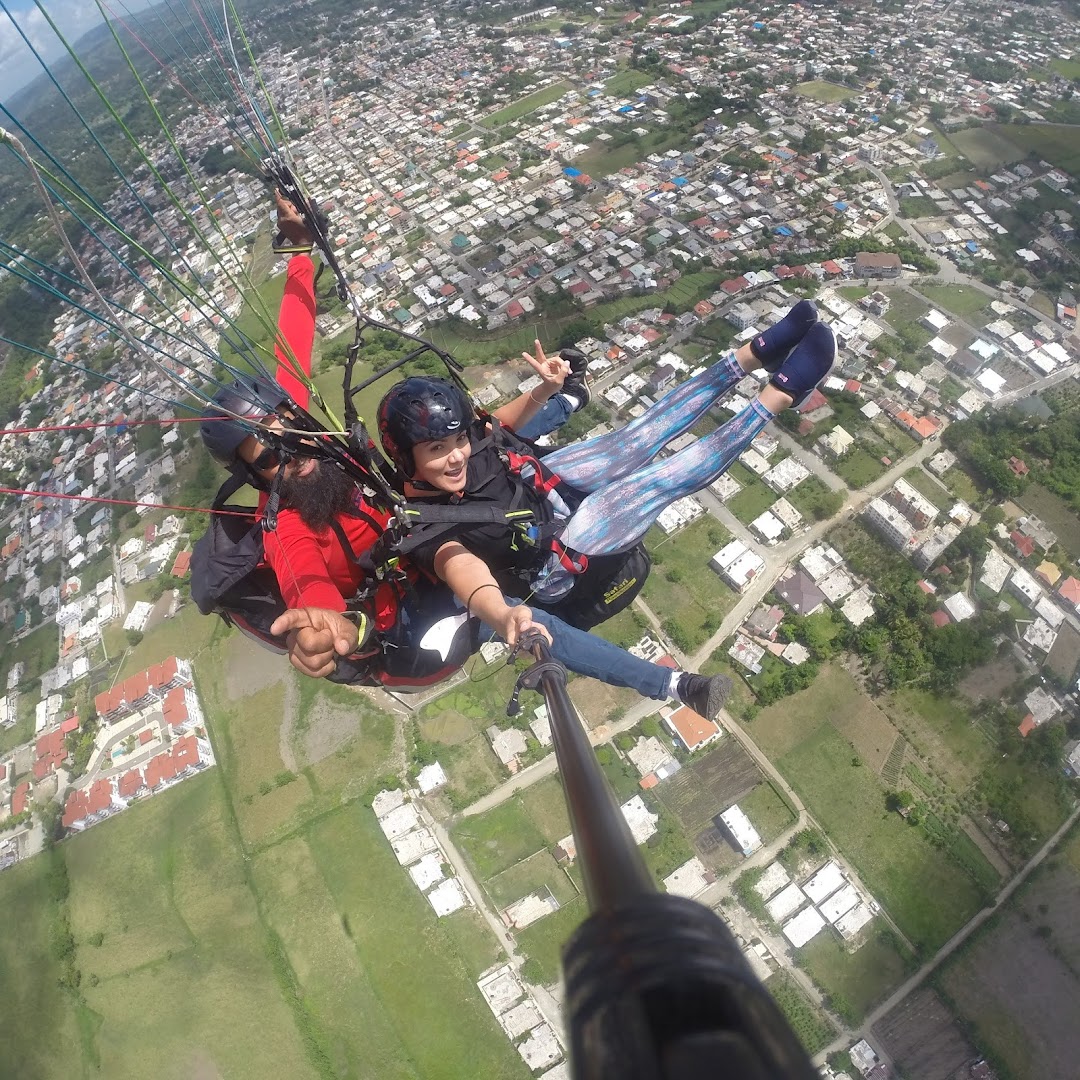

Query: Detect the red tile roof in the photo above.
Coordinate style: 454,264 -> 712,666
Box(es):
172,735 -> 199,772
11,782 -> 30,816
117,769 -> 145,799
62,789 -> 89,828
87,779 -> 112,815
1011,531 -> 1035,559
60,714 -> 79,734
1018,714 -> 1036,737
931,610 -> 951,627
666,705 -> 721,751
1056,576 -> 1080,605
162,687 -> 189,728
139,728 -> 153,745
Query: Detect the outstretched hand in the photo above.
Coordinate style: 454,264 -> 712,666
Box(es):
270,607 -> 359,679
521,340 -> 569,399
274,188 -> 314,248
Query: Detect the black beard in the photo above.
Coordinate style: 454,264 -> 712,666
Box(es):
280,461 -> 357,531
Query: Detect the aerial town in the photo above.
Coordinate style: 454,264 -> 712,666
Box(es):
1,0 -> 1079,1077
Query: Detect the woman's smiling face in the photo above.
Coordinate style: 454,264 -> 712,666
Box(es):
410,431 -> 471,494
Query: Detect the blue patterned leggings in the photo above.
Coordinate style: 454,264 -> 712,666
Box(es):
537,352 -> 775,586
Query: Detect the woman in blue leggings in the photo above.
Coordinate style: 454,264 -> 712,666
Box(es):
377,301 -> 835,641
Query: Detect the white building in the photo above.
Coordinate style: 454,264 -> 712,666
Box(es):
719,805 -> 762,857
711,540 -> 766,592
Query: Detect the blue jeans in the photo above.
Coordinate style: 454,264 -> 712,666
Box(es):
516,393 -> 576,440
482,601 -> 671,701
394,585 -> 672,700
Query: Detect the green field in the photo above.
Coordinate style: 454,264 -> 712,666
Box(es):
780,725 -> 987,951
755,669 -> 991,952
452,798 -> 547,880
947,126 -> 1026,171
899,195 -> 941,219
991,122 -> 1080,179
604,69 -> 653,97
576,127 -> 691,178
795,81 -> 853,103
799,929 -> 914,1024
765,972 -> 837,1055
642,517 -> 739,653
901,466 -> 952,511
915,283 -> 990,321
1050,55 -> 1080,79
480,82 -> 573,129
739,781 -> 797,844
0,643 -> 534,1078
833,447 -> 889,489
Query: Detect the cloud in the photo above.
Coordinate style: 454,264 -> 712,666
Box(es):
0,1 -> 113,98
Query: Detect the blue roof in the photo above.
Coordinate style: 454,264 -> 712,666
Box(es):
753,21 -> 765,28
563,166 -> 582,177
966,241 -> 979,253
672,176 -> 688,186
617,104 -> 635,113
774,225 -> 794,237
834,201 -> 848,211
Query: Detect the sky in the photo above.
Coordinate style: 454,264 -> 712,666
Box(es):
0,0 -> 153,99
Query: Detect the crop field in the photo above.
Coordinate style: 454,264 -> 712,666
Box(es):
658,736 -> 761,833
765,972 -> 836,1056
798,929 -> 914,1025
795,81 -> 853,103
873,987 -> 979,1080
881,688 -> 992,790
940,850 -> 1080,1080
479,82 -> 573,128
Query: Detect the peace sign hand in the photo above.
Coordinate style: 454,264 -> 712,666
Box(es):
522,340 -> 570,399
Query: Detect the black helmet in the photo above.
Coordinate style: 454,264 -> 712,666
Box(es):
200,375 -> 289,468
377,377 -> 473,478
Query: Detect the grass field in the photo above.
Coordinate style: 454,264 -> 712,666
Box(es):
604,69 -> 653,97
833,447 -> 889,489
479,82 -> 572,129
515,895 -> 587,985
765,972 -> 836,1055
1050,54 -> 1080,79
947,126 -> 1026,171
452,798 -> 547,880
755,668 -> 989,951
0,855 -> 86,1079
519,774 -> 572,846
1017,482 -> 1080,561
915,284 -> 990,321
990,122 -> 1080,179
899,195 -> 940,219
642,518 -> 739,653
901,466 -> 952,511
739,781 -> 797,843
780,725 -> 987,951
795,81 -> 853,103
485,848 -> 579,910
799,929 -> 914,1024
576,128 -> 691,178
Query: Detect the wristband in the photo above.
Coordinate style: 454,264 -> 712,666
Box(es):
530,387 -> 551,404
466,583 -> 501,615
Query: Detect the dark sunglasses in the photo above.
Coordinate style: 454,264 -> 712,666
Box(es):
252,446 -> 281,471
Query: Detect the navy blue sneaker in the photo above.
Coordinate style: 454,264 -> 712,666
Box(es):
676,672 -> 733,721
769,322 -> 836,408
750,299 -> 819,373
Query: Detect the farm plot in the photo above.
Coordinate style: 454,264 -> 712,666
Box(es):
873,987 -> 979,1080
658,737 -> 761,833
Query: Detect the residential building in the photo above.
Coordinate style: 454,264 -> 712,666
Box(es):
718,804 -> 762,856
662,704 -> 723,753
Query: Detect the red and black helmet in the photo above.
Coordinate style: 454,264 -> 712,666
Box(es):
377,377 -> 473,478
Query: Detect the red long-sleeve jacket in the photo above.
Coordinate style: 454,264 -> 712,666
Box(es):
260,256 -> 392,616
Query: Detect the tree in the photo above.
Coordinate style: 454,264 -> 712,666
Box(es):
126,629 -> 144,647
